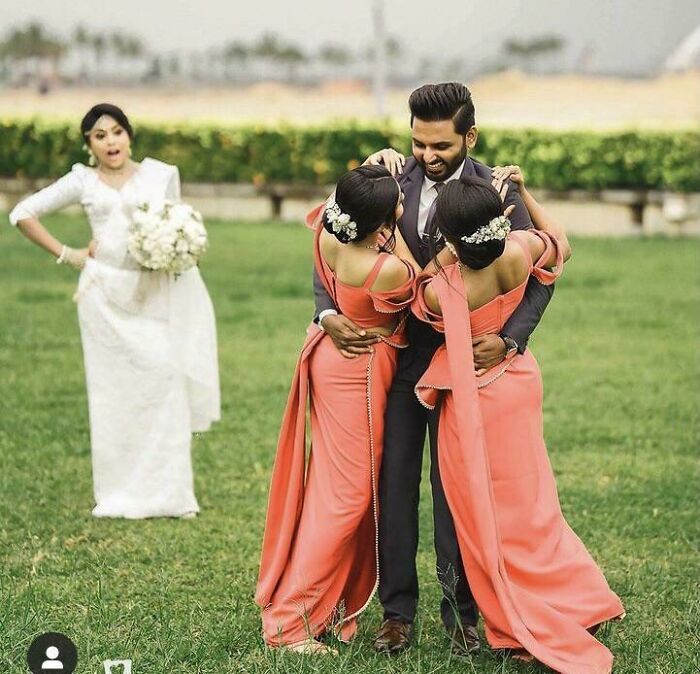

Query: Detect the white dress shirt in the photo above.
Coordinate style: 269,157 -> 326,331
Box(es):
417,159 -> 466,239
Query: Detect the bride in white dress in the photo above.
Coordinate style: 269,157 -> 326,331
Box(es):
9,103 -> 220,519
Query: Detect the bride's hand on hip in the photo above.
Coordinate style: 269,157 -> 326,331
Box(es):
71,247 -> 90,269
58,245 -> 89,270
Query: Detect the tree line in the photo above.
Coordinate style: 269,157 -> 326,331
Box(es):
0,21 -> 566,89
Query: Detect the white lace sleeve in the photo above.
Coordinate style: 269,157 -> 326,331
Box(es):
9,165 -> 85,226
165,166 -> 182,202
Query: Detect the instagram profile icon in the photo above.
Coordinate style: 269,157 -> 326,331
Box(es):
27,633 -> 78,674
103,659 -> 132,674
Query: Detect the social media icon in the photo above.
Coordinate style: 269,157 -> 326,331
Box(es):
103,659 -> 132,674
26,633 -> 78,674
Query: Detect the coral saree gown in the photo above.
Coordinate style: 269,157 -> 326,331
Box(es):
412,231 -> 624,674
256,205 -> 417,645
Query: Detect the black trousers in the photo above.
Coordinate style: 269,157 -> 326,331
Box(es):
377,319 -> 478,629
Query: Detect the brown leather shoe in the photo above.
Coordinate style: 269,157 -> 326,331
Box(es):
447,624 -> 480,656
374,619 -> 414,654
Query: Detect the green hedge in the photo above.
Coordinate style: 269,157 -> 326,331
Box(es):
1,119 -> 698,191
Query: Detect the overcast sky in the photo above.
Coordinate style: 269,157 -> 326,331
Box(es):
2,0 -> 699,74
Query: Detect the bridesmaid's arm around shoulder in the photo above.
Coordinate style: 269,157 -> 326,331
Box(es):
492,164 -> 572,268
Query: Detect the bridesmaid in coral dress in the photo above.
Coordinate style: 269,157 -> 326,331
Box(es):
411,167 -> 624,673
256,165 -> 443,653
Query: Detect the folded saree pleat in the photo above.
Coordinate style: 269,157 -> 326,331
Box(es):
255,326 -> 325,609
413,257 -> 623,674
256,206 -> 415,645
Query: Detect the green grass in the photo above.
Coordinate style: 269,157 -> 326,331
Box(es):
1,213 -> 698,673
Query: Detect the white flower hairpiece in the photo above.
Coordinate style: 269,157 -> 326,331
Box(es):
325,194 -> 358,241
461,215 -> 511,245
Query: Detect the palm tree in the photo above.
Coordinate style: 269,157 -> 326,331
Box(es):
318,44 -> 353,79
124,35 -> 145,73
252,31 -> 283,79
278,44 -> 306,82
223,41 -> 249,82
503,34 -> 565,73
0,22 -> 65,85
319,44 -> 352,66
110,32 -> 127,78
253,32 -> 282,60
252,32 -> 306,81
386,36 -> 402,61
72,24 -> 91,81
166,54 -> 181,81
204,46 -> 225,83
144,55 -> 164,83
91,32 -> 107,73
6,21 -> 64,60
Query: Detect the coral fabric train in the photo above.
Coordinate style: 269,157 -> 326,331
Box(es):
412,232 -> 625,674
256,204 -> 416,645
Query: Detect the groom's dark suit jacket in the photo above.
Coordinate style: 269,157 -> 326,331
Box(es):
312,155 -> 555,627
313,156 -> 554,374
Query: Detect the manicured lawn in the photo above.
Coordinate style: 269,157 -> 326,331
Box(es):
1,213 -> 698,673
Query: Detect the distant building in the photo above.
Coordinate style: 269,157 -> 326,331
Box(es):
664,25 -> 700,72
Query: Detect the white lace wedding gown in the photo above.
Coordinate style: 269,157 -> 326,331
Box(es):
9,158 -> 220,518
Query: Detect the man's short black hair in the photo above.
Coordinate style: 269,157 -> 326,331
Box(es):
409,82 -> 475,135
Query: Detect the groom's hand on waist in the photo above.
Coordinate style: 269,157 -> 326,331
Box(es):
321,314 -> 381,359
473,334 -> 507,375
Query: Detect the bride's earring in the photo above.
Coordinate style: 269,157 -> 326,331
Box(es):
83,144 -> 97,167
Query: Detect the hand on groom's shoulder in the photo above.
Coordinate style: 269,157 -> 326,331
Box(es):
401,156 -> 419,173
473,159 -> 532,230
397,156 -> 419,185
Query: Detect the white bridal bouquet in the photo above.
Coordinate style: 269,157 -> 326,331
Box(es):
128,201 -> 208,273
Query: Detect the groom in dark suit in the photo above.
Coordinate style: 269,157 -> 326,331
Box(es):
313,82 -> 554,655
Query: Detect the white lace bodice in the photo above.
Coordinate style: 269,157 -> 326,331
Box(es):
10,157 -> 180,270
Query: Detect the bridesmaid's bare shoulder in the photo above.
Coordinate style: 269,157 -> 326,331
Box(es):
319,228 -> 341,266
371,254 -> 410,292
495,237 -> 530,289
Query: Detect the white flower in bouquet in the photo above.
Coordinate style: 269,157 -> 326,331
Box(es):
128,200 -> 208,273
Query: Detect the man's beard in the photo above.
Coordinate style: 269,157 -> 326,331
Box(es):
418,145 -> 467,182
